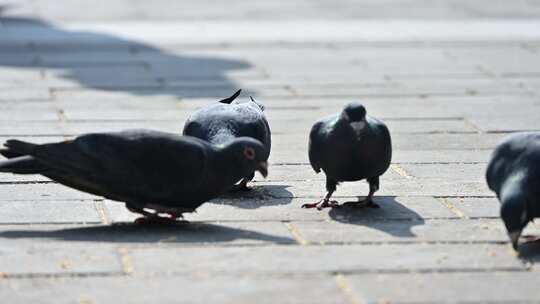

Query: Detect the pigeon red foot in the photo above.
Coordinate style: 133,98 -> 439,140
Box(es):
302,199 -> 340,210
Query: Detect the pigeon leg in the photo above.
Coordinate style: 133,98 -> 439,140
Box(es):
301,191 -> 337,209
346,177 -> 380,208
127,205 -> 182,224
522,235 -> 540,243
302,180 -> 338,209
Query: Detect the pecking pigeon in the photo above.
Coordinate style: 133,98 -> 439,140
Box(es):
183,89 -> 271,191
486,132 -> 540,250
0,129 -> 268,222
303,102 -> 392,210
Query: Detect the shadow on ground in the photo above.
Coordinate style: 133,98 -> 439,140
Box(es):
0,222 -> 295,244
328,196 -> 425,237
518,238 -> 540,262
212,185 -> 294,209
0,9 -> 252,99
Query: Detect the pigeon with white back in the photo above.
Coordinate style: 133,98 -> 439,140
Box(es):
183,90 -> 271,191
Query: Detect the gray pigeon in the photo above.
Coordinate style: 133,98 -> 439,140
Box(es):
303,102 -> 392,210
0,129 -> 268,222
183,89 -> 271,191
486,132 -> 540,250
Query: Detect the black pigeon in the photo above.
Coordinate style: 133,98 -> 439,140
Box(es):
303,102 -> 392,210
0,130 -> 268,222
486,132 -> 540,250
183,89 -> 271,191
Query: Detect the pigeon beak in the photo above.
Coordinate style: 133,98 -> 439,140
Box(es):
256,161 -> 268,178
509,230 -> 522,250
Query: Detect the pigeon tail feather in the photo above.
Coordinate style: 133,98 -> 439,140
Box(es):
0,156 -> 45,174
218,89 -> 242,104
4,139 -> 37,155
0,148 -> 25,159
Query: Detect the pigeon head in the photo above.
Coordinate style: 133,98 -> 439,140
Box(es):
223,137 -> 268,178
341,102 -> 366,122
500,181 -> 529,250
341,102 -> 368,136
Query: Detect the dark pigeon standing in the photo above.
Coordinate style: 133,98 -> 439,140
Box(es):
183,90 -> 271,191
0,130 -> 268,222
486,132 -> 540,250
303,102 -> 392,210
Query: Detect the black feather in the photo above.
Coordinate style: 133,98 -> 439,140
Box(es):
218,89 -> 242,104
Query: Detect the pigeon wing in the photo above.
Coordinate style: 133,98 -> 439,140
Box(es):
308,121 -> 325,173
27,130 -> 209,201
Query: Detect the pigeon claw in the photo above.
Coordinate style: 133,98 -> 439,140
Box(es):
317,200 -> 340,210
301,202 -> 320,209
301,199 -> 339,210
134,214 -> 183,225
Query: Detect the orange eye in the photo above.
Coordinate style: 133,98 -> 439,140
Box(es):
243,147 -> 256,160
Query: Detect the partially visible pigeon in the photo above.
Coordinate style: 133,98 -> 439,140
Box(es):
303,102 -> 392,210
183,89 -> 271,191
0,130 -> 268,222
486,132 -> 540,250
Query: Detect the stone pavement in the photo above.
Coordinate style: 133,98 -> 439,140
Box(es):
1,0 -> 540,303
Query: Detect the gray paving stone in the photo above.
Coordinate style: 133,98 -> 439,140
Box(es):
444,197 -> 500,218
0,200 -> 101,224
346,272 -> 540,303
0,184 -> 99,201
0,244 -> 122,276
0,121 -> 64,136
293,219 -> 509,244
0,275 -> 347,304
0,174 -> 50,182
129,244 -> 524,275
392,149 -> 491,164
0,87 -> 50,101
469,112 -> 540,132
401,163 -> 487,180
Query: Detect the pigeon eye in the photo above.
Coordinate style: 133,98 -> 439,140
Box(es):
243,147 -> 256,160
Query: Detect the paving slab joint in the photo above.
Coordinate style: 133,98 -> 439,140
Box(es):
117,247 -> 134,275
284,222 -> 310,246
389,164 -> 413,179
93,200 -> 111,225
437,197 -> 468,219
335,273 -> 364,304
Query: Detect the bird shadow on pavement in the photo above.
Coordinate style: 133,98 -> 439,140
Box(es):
211,184 -> 294,209
517,238 -> 540,262
328,196 -> 425,237
0,222 -> 296,244
0,9 -> 252,99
